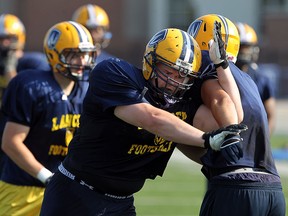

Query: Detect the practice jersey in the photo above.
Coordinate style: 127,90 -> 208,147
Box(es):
17,51 -> 50,72
247,64 -> 275,103
63,58 -> 199,195
200,62 -> 279,176
0,69 -> 88,187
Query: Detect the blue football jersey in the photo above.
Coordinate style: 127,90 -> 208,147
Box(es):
0,69 -> 88,187
200,62 -> 278,176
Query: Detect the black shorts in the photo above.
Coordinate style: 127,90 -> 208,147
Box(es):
40,171 -> 136,216
200,178 -> 286,216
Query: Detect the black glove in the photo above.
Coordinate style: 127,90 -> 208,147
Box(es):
203,123 -> 248,151
209,21 -> 229,69
44,175 -> 53,186
220,134 -> 243,164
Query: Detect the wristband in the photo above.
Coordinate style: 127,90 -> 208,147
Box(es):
37,167 -> 53,184
202,133 -> 210,149
215,59 -> 228,69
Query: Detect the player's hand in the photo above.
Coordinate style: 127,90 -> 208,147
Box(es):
208,21 -> 228,69
203,123 -> 248,151
36,167 -> 54,186
220,134 -> 243,163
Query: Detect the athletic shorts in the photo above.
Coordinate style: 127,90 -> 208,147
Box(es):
200,178 -> 286,216
0,180 -> 45,216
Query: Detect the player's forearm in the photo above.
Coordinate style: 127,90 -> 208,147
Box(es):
115,103 -> 206,148
145,110 -> 206,147
2,140 -> 44,178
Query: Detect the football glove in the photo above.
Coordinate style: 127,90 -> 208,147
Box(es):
208,21 -> 229,69
202,123 -> 247,151
220,134 -> 243,164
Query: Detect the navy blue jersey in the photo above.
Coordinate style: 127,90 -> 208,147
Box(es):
17,51 -> 50,72
0,69 -> 88,187
63,58 -> 199,195
247,65 -> 275,102
201,62 -> 278,176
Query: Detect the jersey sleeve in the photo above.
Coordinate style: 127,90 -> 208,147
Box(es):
17,52 -> 50,72
88,59 -> 147,111
2,72 -> 36,126
198,51 -> 218,81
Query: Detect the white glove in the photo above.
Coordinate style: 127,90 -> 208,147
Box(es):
208,21 -> 228,69
203,124 -> 248,151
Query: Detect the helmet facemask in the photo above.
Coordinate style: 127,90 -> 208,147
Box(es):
145,52 -> 197,107
56,48 -> 96,82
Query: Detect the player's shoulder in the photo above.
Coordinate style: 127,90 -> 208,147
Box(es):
92,57 -> 141,79
18,51 -> 50,71
12,69 -> 52,86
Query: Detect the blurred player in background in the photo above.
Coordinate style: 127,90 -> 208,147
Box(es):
0,21 -> 97,215
187,14 -> 285,216
40,28 -> 246,216
0,13 -> 49,101
72,4 -> 114,64
235,22 -> 276,136
0,13 -> 50,174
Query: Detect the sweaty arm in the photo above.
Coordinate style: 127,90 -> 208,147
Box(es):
1,122 -> 52,182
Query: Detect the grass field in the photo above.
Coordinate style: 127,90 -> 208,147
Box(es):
134,134 -> 288,216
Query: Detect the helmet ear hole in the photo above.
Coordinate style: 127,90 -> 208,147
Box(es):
143,52 -> 154,80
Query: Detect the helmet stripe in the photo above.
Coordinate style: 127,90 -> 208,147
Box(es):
217,15 -> 229,44
0,14 -> 6,34
87,4 -> 99,26
180,31 -> 193,63
68,21 -> 89,43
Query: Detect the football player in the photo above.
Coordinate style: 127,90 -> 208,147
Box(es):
0,21 -> 97,215
72,4 -> 114,64
235,22 -> 276,135
0,13 -> 50,175
187,14 -> 285,216
40,28 -> 246,216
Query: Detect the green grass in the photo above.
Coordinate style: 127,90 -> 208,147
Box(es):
271,134 -> 288,149
134,146 -> 288,216
134,159 -> 205,216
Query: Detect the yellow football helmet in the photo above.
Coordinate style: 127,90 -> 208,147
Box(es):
187,14 -> 240,63
235,22 -> 258,45
235,22 -> 259,66
43,21 -> 97,81
0,14 -> 26,50
143,28 -> 202,105
72,4 -> 112,49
